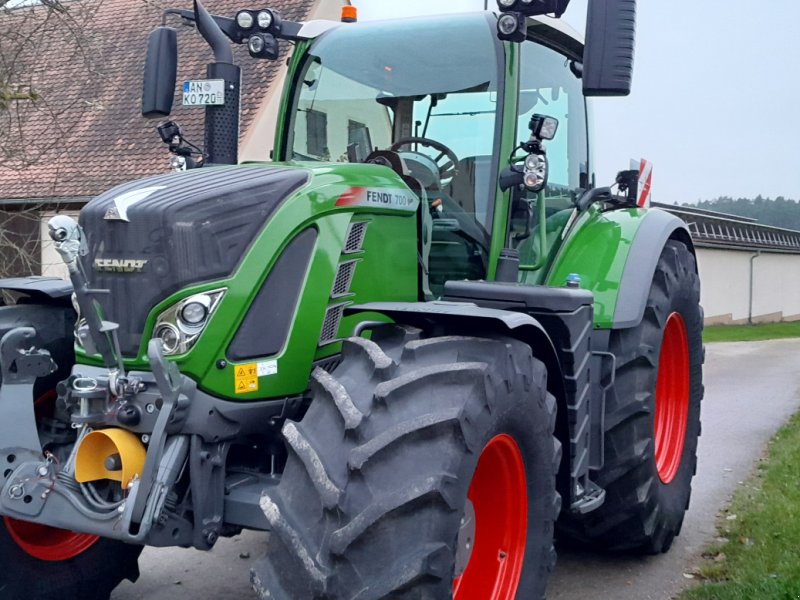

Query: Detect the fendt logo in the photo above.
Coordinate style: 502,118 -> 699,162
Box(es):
93,258 -> 148,273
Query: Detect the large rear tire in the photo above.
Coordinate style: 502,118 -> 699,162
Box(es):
560,239 -> 703,553
252,327 -> 561,599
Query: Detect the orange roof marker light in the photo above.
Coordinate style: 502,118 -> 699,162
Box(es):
341,5 -> 358,23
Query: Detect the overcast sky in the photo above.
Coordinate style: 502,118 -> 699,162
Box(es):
355,1 -> 800,204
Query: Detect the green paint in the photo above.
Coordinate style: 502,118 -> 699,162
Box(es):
546,206 -> 645,328
487,40 -> 520,280
77,162 -> 419,400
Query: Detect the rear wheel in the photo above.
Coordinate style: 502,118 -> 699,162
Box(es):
560,239 -> 703,553
252,328 -> 561,599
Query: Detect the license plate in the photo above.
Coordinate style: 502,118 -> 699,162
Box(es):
182,79 -> 225,106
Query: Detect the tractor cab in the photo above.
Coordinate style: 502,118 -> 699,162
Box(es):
278,12 -> 590,294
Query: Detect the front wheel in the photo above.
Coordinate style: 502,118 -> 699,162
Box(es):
252,328 -> 561,599
0,503 -> 141,600
560,239 -> 704,553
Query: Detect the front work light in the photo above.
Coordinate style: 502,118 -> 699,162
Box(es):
497,12 -> 526,42
236,11 -> 254,29
496,0 -> 569,17
257,10 -> 273,29
529,114 -> 559,141
247,32 -> 279,60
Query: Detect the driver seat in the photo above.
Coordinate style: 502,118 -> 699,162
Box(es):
446,155 -> 492,216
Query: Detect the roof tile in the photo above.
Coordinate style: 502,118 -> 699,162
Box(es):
0,0 -> 315,200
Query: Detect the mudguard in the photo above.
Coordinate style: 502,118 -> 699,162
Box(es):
0,276 -> 73,302
346,300 -> 559,366
547,207 -> 694,329
0,278 -> 76,391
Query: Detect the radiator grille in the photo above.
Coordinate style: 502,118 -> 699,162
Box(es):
320,304 -> 346,344
343,221 -> 368,254
331,261 -> 357,298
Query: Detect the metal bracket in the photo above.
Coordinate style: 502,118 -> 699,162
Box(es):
128,340 -> 189,526
0,327 -> 56,453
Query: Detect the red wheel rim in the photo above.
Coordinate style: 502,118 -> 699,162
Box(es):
3,390 -> 100,561
654,312 -> 690,484
4,516 -> 99,562
453,434 -> 527,600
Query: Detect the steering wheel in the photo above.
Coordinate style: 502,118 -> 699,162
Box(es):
390,137 -> 459,187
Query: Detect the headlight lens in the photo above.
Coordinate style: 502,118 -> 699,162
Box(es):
153,289 -> 225,356
257,10 -> 273,29
156,324 -> 180,354
236,11 -> 254,29
180,301 -> 209,326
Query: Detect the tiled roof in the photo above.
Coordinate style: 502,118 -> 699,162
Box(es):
0,0 -> 315,200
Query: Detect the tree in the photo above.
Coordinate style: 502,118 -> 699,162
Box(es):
0,0 -> 102,173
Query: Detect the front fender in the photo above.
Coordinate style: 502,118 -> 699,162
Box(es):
547,207 -> 694,329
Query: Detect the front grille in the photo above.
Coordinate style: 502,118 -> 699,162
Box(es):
79,166 -> 309,355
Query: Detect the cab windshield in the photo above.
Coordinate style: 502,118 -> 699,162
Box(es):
286,14 -> 502,236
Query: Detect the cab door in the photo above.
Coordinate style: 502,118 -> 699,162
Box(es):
507,35 -> 590,285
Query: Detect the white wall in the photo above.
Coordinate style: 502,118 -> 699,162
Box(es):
696,247 -> 800,325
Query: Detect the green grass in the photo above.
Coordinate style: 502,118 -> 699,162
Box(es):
703,321 -> 800,343
679,412 -> 800,599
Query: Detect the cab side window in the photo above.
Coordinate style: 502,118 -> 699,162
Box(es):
511,40 -> 589,272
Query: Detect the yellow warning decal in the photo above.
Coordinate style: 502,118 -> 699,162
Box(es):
234,363 -> 259,395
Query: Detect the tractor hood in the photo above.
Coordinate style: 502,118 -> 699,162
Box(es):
78,165 -> 310,355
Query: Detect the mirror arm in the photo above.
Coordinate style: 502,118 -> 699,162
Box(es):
576,186 -> 613,212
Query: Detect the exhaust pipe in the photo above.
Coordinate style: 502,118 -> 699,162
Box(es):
194,0 -> 241,165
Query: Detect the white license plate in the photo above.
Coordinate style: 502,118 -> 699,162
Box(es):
182,79 -> 225,106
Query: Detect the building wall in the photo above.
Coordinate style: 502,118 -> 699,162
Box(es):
696,247 -> 800,324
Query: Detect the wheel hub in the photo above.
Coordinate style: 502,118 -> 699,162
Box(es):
454,499 -> 476,577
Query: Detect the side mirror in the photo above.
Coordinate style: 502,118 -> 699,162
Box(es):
142,26 -> 178,118
583,0 -> 636,96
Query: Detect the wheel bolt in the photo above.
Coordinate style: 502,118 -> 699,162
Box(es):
9,484 -> 23,499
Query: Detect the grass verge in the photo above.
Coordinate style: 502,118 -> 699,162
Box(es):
679,412 -> 800,599
703,321 -> 800,343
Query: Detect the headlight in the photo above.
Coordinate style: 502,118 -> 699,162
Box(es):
156,324 -> 181,355
180,300 -> 209,327
153,289 -> 225,356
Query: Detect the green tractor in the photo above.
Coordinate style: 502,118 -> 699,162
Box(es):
0,0 -> 703,598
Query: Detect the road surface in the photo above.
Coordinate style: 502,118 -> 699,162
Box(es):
112,339 -> 800,600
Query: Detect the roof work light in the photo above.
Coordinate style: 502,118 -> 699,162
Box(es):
496,0 -> 570,41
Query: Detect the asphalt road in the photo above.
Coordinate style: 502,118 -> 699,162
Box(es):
112,339 -> 800,600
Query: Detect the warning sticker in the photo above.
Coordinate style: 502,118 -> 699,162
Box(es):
234,363 -> 259,395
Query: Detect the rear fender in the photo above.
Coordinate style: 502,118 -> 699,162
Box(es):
547,208 -> 694,329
